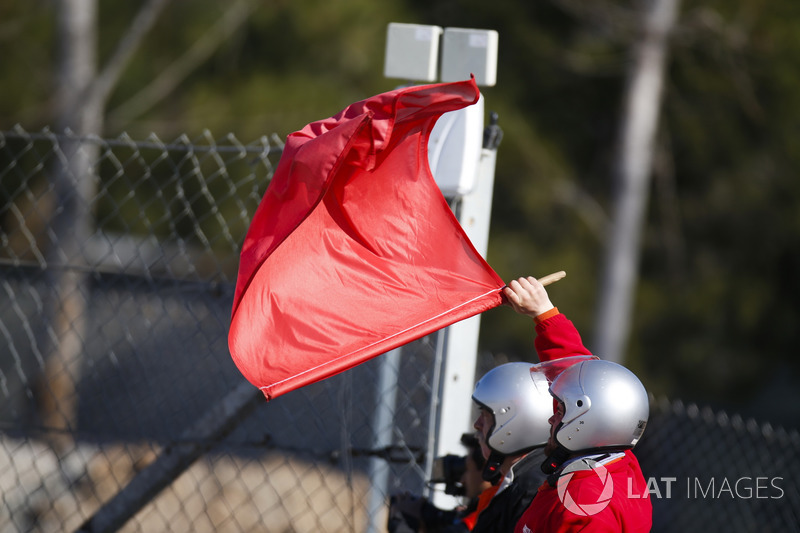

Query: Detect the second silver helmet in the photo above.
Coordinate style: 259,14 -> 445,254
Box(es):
548,359 -> 649,452
471,362 -> 554,455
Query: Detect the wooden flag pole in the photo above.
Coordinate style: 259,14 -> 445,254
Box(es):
539,270 -> 566,287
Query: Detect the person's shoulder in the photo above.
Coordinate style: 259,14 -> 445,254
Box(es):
614,450 -> 646,479
512,451 -> 549,491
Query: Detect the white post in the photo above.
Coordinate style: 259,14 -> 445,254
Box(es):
429,116 -> 500,509
382,21 -> 500,513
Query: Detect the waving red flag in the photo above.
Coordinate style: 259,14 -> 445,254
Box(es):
229,77 -> 504,401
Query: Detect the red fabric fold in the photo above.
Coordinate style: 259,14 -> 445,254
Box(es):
229,78 -> 505,401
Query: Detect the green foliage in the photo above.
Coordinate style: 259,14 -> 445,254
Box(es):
0,2 -> 56,126
2,0 -> 799,410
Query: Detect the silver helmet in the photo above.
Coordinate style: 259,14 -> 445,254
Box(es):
548,359 -> 649,452
471,362 -> 556,455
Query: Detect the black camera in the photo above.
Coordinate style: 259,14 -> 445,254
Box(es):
430,454 -> 468,496
387,435 -> 483,533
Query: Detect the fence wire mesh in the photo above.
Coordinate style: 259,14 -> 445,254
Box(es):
0,127 -> 798,533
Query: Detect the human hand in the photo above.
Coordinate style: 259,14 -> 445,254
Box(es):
503,276 -> 555,318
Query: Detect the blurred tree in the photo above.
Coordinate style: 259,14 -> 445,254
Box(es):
1,0 -> 799,418
36,0 -> 172,460
407,0 -> 800,416
594,0 -> 680,364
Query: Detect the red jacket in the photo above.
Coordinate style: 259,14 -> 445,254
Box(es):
534,311 -> 593,363
469,311 -> 593,533
514,450 -> 652,533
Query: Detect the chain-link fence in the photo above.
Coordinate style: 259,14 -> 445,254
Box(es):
1,127 -> 798,533
637,397 -> 800,533
0,126 -> 444,532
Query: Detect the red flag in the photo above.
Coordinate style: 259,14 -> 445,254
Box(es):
229,77 -> 504,401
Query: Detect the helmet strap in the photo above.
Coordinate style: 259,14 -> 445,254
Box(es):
541,445 -> 571,476
481,451 -> 504,484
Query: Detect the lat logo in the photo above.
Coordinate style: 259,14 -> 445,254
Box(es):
556,458 -> 614,516
522,525 -> 532,533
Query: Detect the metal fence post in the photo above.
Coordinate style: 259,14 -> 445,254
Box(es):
366,347 -> 403,533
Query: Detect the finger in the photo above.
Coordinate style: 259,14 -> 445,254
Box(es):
505,280 -> 523,297
508,278 -> 524,291
503,286 -> 522,305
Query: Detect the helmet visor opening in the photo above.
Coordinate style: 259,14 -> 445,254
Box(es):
530,355 -> 599,384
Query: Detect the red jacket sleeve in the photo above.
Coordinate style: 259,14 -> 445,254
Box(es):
534,313 -> 592,362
